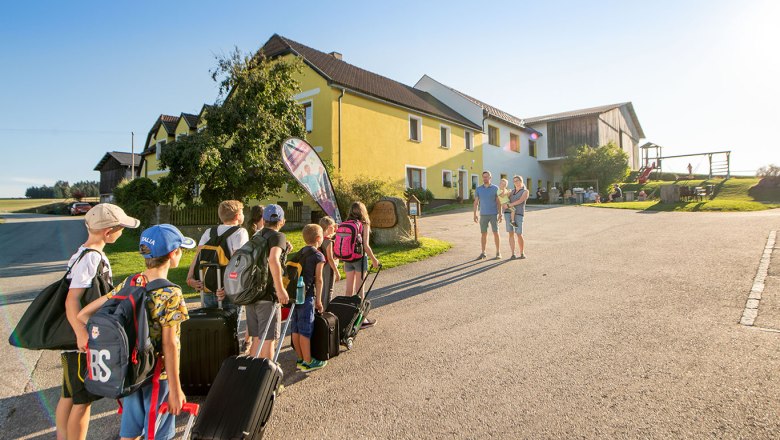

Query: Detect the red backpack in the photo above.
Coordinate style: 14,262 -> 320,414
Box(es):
333,220 -> 364,262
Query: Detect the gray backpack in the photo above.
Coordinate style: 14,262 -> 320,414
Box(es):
224,232 -> 271,305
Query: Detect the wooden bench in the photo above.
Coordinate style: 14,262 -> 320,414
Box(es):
694,187 -> 707,201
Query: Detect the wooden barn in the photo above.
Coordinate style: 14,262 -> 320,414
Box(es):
94,151 -> 142,203
524,102 -> 645,186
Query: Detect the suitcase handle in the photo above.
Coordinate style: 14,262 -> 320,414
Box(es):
254,302 -> 295,362
156,402 -> 199,439
355,263 -> 382,300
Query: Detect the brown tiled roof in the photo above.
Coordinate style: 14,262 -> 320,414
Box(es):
181,113 -> 199,128
160,114 -> 179,134
524,102 -> 645,137
260,35 -> 481,130
444,86 -> 539,135
94,151 -> 142,171
142,114 -> 179,155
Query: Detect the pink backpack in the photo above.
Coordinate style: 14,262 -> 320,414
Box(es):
334,220 -> 364,262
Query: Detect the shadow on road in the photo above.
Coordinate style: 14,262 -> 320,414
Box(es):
370,259 -> 510,308
0,264 -> 65,279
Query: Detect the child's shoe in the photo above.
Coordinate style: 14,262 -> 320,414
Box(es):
296,359 -> 305,371
511,220 -> 518,228
301,358 -> 327,372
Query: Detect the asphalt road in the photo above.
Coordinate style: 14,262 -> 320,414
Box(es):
1,207 -> 779,439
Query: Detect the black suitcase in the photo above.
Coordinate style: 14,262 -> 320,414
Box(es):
326,264 -> 381,350
292,311 -> 340,360
179,307 -> 239,396
191,302 -> 293,440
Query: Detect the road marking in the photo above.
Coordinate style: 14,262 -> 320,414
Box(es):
740,230 -> 776,326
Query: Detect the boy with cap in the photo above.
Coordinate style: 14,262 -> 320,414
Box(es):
56,203 -> 139,440
78,224 -> 195,440
246,204 -> 292,359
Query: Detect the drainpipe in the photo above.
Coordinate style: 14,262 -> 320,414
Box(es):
338,87 -> 346,171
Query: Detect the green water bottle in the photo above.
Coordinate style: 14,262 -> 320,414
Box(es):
296,275 -> 305,305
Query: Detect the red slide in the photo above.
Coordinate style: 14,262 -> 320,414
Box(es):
638,162 -> 655,184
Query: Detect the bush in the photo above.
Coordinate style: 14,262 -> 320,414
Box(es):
113,178 -> 160,227
333,175 -> 403,214
404,187 -> 434,204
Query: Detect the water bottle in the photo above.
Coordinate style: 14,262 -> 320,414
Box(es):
296,275 -> 305,305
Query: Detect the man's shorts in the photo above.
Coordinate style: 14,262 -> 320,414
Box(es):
344,256 -> 368,273
291,296 -> 315,339
246,300 -> 280,341
61,352 -> 102,405
119,379 -> 173,440
479,214 -> 499,233
504,212 -> 524,235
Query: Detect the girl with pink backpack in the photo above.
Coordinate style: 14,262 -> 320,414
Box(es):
334,201 -> 380,328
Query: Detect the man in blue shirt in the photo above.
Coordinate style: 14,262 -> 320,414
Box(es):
473,171 -> 503,259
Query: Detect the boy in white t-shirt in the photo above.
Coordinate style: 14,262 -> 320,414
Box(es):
186,200 -> 249,315
56,203 -> 139,440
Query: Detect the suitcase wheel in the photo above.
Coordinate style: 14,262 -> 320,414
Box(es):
346,338 -> 354,350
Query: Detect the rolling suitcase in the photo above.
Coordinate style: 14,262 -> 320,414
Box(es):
191,301 -> 294,440
326,264 -> 381,350
154,402 -> 199,440
291,311 -> 340,360
180,266 -> 240,396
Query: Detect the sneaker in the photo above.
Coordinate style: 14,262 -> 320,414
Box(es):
495,253 -> 502,259
511,221 -> 518,228
477,252 -> 487,260
510,254 -> 518,260
301,358 -> 327,372
519,253 -> 527,259
361,317 -> 377,329
296,359 -> 304,370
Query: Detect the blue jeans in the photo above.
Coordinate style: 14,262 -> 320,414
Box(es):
504,212 -> 524,235
291,296 -> 315,338
119,379 -> 173,440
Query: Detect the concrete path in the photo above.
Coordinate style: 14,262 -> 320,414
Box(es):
2,207 -> 780,438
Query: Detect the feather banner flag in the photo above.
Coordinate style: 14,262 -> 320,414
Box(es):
281,137 -> 341,223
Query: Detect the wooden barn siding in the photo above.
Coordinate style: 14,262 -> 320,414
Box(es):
597,108 -> 640,169
547,116 -> 599,157
98,157 -> 131,194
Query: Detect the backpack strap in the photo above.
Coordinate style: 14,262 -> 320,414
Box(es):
65,248 -> 102,276
215,226 -> 241,259
146,358 -> 165,440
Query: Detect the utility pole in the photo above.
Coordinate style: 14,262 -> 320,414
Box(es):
131,132 -> 135,180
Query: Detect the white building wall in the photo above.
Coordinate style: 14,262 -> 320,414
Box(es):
413,75 -> 484,126
482,121 -> 550,192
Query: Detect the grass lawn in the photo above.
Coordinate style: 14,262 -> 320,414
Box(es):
424,203 -> 472,215
106,229 -> 452,299
0,198 -> 66,212
586,178 -> 780,212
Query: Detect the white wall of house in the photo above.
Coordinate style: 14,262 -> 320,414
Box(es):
413,75 -> 483,126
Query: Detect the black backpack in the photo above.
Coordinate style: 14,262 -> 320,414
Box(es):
223,232 -> 272,305
283,248 -> 316,298
194,226 -> 240,293
84,275 -> 177,399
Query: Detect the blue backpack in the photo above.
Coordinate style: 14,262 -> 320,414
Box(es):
84,274 -> 176,399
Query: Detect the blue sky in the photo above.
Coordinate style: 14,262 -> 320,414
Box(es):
1,0 -> 778,197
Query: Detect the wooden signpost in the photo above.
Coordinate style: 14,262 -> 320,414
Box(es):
407,195 -> 420,242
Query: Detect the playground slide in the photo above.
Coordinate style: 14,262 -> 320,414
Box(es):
638,163 -> 655,184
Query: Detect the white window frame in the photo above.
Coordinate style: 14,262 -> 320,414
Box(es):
464,130 -> 474,151
442,169 -> 453,187
439,124 -> 451,149
301,100 -> 313,132
176,133 -> 187,141
409,115 -> 422,142
405,164 -> 427,189
197,125 -> 207,133
155,140 -> 166,160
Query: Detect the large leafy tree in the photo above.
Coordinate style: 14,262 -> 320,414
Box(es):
563,141 -> 630,190
158,49 -> 306,206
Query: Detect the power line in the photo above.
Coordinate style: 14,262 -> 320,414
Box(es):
0,128 -> 129,135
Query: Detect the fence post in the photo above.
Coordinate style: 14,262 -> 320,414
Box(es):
156,205 -> 172,225
302,205 -> 311,224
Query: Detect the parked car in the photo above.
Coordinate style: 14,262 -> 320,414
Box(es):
70,202 -> 92,215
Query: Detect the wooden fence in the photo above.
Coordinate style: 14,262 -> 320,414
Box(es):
168,203 -> 303,226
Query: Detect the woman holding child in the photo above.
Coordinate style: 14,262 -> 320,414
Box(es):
504,175 -> 529,259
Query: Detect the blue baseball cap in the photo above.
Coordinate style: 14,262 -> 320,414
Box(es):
263,204 -> 285,222
139,224 -> 196,258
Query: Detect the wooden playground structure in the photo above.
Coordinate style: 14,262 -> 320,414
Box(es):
638,142 -> 731,183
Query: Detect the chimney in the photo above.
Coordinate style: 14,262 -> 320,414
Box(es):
329,51 -> 342,60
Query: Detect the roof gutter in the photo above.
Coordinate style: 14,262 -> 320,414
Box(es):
338,87 -> 345,171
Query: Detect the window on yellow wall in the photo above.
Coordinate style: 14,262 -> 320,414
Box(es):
442,170 -> 453,187
155,140 -> 166,161
407,167 -> 424,189
509,133 -> 520,153
301,101 -> 313,132
488,125 -> 499,146
440,125 -> 451,148
465,131 -> 473,151
409,116 -> 422,142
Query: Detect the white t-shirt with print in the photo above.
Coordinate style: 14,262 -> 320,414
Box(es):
198,225 -> 250,255
66,246 -> 112,289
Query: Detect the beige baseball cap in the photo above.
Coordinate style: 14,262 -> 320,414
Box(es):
85,203 -> 140,229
